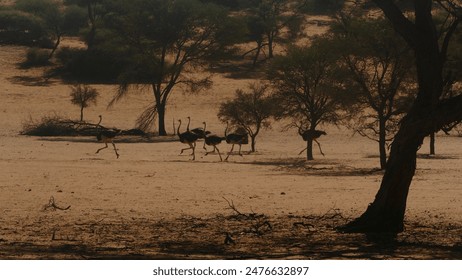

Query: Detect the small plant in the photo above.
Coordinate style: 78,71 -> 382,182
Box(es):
69,84 -> 99,122
22,48 -> 50,67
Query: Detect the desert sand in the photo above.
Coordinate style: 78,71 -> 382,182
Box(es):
0,45 -> 461,259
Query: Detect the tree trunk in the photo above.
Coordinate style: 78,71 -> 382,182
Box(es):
429,132 -> 435,155
157,103 -> 167,136
48,33 -> 61,59
338,0 -> 447,234
379,119 -> 387,170
339,112 -> 425,233
267,33 -> 274,59
80,107 -> 84,122
250,135 -> 256,153
306,139 -> 313,160
252,42 -> 262,68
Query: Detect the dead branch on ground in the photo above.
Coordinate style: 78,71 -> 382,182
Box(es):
42,196 -> 71,211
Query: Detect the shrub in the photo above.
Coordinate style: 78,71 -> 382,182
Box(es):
22,48 -> 50,67
21,115 -> 77,136
0,10 -> 47,45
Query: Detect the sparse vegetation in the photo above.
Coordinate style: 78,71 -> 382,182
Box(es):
21,114 -> 79,136
22,48 -> 51,67
2,0 -> 462,261
69,84 -> 99,122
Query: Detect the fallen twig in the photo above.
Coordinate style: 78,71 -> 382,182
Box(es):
42,196 -> 71,211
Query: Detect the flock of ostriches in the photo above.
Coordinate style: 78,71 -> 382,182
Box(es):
95,115 -> 249,161
95,115 -> 326,161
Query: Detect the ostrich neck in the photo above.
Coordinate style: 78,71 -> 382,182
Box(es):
177,120 -> 182,135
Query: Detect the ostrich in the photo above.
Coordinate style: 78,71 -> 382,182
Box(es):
177,118 -> 199,160
186,117 -> 210,139
202,122 -> 225,161
224,122 -> 249,161
95,115 -> 120,159
298,127 -> 327,158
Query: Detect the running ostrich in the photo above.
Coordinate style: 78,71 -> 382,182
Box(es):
298,126 -> 327,159
186,116 -> 210,139
177,118 -> 199,160
202,121 -> 226,161
95,115 -> 120,158
224,122 -> 249,161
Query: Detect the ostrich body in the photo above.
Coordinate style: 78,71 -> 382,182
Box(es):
298,127 -> 326,157
95,115 -> 120,158
224,122 -> 248,161
202,122 -> 225,161
177,118 -> 199,160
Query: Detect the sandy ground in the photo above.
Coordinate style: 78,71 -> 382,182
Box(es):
0,45 -> 461,259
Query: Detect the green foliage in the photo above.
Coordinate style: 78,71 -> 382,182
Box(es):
0,9 -> 48,45
62,5 -> 88,35
14,0 -> 87,54
218,83 -> 278,152
330,17 -> 415,169
104,0 -> 237,135
267,40 -> 342,130
56,46 -> 128,82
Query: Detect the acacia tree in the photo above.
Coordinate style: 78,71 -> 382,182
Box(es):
15,0 -> 86,58
105,0 -> 237,135
218,83 -> 277,152
244,0 -> 306,66
340,0 -> 462,234
267,41 -> 342,160
332,17 -> 415,169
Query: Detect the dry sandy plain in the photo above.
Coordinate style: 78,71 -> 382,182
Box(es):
0,44 -> 461,259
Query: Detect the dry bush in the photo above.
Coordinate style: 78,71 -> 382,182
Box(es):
21,114 -> 78,136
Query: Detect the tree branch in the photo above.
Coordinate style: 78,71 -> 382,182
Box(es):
372,0 -> 418,49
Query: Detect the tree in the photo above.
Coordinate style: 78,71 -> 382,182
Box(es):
15,0 -> 87,58
70,84 -> 99,122
64,0 -> 106,49
244,0 -> 306,66
0,9 -> 46,46
332,17 -> 415,169
218,83 -> 277,152
339,0 -> 462,234
267,42 -> 342,160
105,0 -> 237,135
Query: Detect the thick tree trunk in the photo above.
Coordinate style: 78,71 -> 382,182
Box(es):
339,111 -> 426,233
338,0 -> 449,234
157,103 -> 167,136
250,135 -> 256,153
